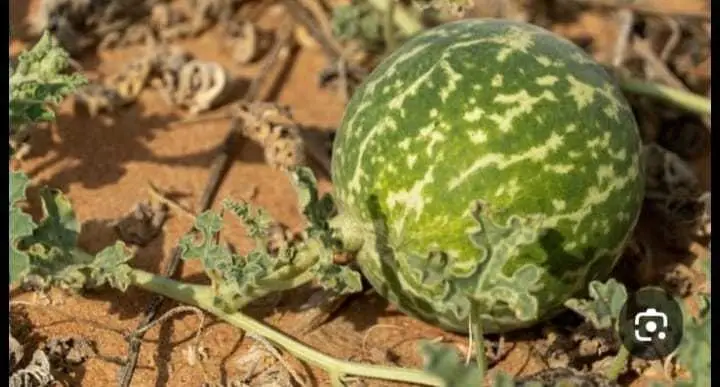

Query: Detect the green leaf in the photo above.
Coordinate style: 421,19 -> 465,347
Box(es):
289,167 -> 336,244
88,242 -> 135,291
222,199 -> 273,246
179,210 -> 232,272
10,171 -> 30,205
10,30 -> 86,127
331,3 -> 386,53
419,341 -> 483,386
564,278 -> 628,330
20,187 -> 80,250
674,298 -> 710,386
311,254 -> 364,295
493,372 -> 523,387
9,171 -> 36,284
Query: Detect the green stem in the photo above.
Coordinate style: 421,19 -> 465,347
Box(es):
618,78 -> 711,116
366,0 -> 424,37
469,302 -> 486,374
606,345 -> 629,381
129,269 -> 445,386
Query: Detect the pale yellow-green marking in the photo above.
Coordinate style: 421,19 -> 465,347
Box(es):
566,75 -> 596,109
535,75 -> 559,86
489,90 -> 558,132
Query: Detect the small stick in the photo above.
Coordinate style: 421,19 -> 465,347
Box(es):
146,181 -> 196,221
632,38 -> 690,92
282,0 -> 368,83
611,9 -> 634,68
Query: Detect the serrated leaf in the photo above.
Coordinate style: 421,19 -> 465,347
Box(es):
88,241 -> 135,291
25,243 -> 93,290
222,199 -> 272,241
420,341 -> 483,386
179,210 -> 232,271
10,30 -> 86,127
564,278 -> 628,330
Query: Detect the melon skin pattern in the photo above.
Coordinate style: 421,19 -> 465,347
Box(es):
330,19 -> 645,334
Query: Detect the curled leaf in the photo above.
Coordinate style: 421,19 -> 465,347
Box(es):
564,278 -> 628,330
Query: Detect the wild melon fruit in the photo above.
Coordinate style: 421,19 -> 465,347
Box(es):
329,19 -> 645,334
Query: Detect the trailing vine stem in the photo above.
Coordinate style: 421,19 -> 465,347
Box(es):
65,247 -> 446,386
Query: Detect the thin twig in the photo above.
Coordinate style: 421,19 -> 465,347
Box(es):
611,9 -> 634,68
633,37 -> 689,91
360,324 -> 403,355
297,0 -> 342,52
659,16 -> 682,62
146,181 -> 196,221
247,333 -> 309,387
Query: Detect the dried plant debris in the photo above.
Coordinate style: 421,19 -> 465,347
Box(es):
536,324 -> 619,371
220,21 -> 275,65
108,58 -> 155,101
9,347 -> 54,387
655,112 -> 710,161
233,102 -> 307,170
171,60 -> 231,114
265,222 -> 299,255
73,82 -> 128,117
411,0 -> 478,18
642,143 -> 709,247
635,16 -> 710,95
42,336 -> 96,370
29,0 -> 157,55
233,341 -> 296,387
10,332 -> 25,371
516,367 -> 620,387
111,201 -> 169,246
143,48 -> 231,114
74,46 -> 232,115
30,0 -> 248,55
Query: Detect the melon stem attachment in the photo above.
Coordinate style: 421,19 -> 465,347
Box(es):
616,78 -> 711,116
469,301 -> 486,374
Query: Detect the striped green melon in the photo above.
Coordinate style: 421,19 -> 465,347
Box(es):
329,19 -> 645,334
